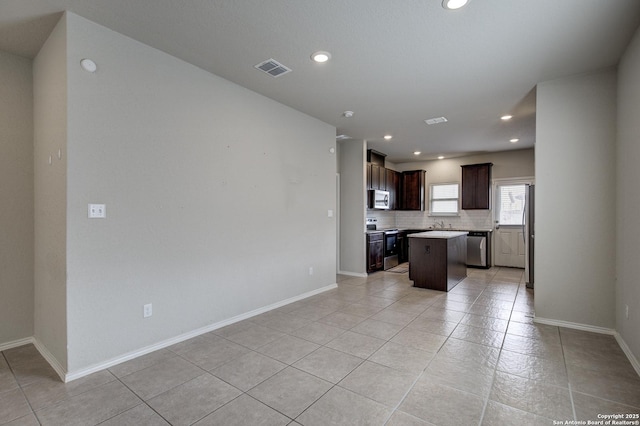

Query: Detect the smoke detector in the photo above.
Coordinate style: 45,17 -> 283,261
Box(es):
254,58 -> 292,78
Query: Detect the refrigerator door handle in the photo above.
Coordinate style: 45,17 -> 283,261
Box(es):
522,198 -> 527,244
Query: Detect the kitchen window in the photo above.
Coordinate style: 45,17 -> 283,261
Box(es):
430,183 -> 459,216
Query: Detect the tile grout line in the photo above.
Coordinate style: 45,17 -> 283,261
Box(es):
475,272 -> 522,426
380,362 -> 431,425
1,350 -> 42,424
558,328 -> 578,422
379,271 -> 499,425
292,272 -> 439,424
106,357 -> 205,426
107,346 -> 274,426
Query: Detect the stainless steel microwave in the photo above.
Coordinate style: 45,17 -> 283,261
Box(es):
368,190 -> 390,210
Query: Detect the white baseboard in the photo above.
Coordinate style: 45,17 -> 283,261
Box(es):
0,337 -> 35,352
337,270 -> 367,278
533,316 -> 616,335
0,337 -> 67,382
64,282 -> 338,382
32,338 -> 67,382
614,332 -> 640,377
534,316 -> 640,376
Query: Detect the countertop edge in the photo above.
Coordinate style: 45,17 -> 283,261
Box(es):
408,231 -> 469,239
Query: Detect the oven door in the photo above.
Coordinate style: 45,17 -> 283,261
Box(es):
384,232 -> 398,256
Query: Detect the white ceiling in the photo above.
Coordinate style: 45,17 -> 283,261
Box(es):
2,0 -> 640,162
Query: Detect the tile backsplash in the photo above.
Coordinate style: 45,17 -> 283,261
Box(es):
366,209 -> 494,231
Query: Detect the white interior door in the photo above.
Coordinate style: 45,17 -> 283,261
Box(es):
494,183 -> 527,268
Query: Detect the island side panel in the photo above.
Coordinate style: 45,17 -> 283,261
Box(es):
446,235 -> 467,291
409,238 -> 447,291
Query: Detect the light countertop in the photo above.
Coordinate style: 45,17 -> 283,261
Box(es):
407,231 -> 469,239
401,228 -> 492,232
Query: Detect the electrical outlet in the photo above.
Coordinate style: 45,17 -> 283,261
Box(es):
88,204 -> 106,218
625,305 -> 629,319
143,303 -> 152,318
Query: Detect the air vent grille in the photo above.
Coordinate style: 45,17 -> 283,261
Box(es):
425,117 -> 448,125
254,58 -> 292,77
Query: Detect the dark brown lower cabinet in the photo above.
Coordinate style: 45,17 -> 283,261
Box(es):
398,231 -> 407,263
367,232 -> 384,273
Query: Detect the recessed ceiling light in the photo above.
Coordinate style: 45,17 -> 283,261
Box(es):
311,51 -> 331,63
510,138 -> 519,143
442,0 -> 469,10
342,110 -> 354,118
438,156 -> 445,160
414,151 -> 421,155
336,134 -> 351,140
501,115 -> 513,121
384,135 -> 393,140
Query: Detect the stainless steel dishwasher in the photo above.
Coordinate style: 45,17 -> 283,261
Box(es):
466,231 -> 491,268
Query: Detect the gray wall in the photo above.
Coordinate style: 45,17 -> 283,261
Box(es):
617,26 -> 640,361
338,139 -> 366,275
33,16 -> 68,368
36,13 -> 337,374
0,51 -> 34,345
535,69 -> 617,329
394,148 -> 535,181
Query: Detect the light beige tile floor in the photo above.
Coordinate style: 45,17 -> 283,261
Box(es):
1,267 -> 639,425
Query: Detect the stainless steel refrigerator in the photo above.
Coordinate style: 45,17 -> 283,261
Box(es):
524,184 -> 535,288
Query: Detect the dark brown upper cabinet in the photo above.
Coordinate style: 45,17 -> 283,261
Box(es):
365,150 -> 424,211
367,149 -> 386,166
366,149 -> 386,190
385,168 -> 400,210
461,163 -> 493,209
368,163 -> 385,190
400,170 -> 426,211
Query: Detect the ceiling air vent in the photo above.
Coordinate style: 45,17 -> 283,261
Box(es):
425,116 -> 448,125
254,58 -> 292,78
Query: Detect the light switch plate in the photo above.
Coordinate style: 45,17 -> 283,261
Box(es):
88,204 -> 106,218
143,303 -> 152,318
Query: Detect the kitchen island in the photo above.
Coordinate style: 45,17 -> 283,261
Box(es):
408,231 -> 468,292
